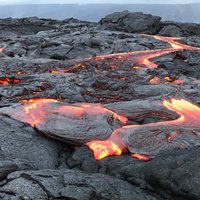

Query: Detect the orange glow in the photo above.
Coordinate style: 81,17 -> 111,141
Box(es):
14,99 -> 128,128
87,36 -> 188,69
16,71 -> 26,76
136,51 -> 166,68
151,35 -> 200,50
2,34 -> 200,161
0,77 -> 9,85
167,131 -> 178,142
164,76 -> 174,82
135,48 -> 178,68
172,80 -> 184,85
0,77 -> 21,85
131,154 -> 151,161
87,98 -> 200,160
134,35 -> 200,68
20,99 -> 58,126
133,66 -> 141,69
149,77 -> 160,84
44,34 -> 200,74
50,70 -> 60,74
120,77 -> 127,81
14,98 -> 198,161
162,98 -> 200,124
87,139 -> 123,160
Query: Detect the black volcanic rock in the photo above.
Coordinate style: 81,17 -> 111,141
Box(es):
0,115 -> 64,169
0,13 -> 199,200
160,21 -> 200,37
65,146 -> 200,200
99,11 -> 161,34
0,169 -> 160,200
119,147 -> 200,200
159,24 -> 183,37
99,11 -> 200,37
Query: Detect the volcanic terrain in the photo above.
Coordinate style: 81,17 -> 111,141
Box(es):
0,11 -> 200,200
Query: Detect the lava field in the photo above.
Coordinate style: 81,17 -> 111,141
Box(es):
0,12 -> 200,200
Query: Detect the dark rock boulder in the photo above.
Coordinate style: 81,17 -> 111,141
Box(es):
0,169 -> 160,200
0,115 -> 64,169
161,21 -> 200,37
99,11 -> 161,34
159,25 -> 183,37
120,147 -> 200,200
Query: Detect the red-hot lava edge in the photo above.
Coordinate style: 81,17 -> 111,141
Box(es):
80,35 -> 200,160
4,98 -> 200,161
87,99 -> 200,160
45,35 -> 200,75
1,34 -> 199,81
2,35 -> 200,161
68,35 -> 200,70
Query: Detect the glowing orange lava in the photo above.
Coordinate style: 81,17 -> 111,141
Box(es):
152,35 -> 200,50
87,99 -> 200,160
162,98 -> 200,125
164,76 -> 174,82
0,77 -> 21,85
16,71 -> 26,76
91,35 -> 199,69
131,154 -> 151,161
40,34 -> 200,74
0,77 -> 10,85
13,99 -> 128,128
88,139 -> 123,160
149,77 -> 160,84
19,99 -> 58,126
2,34 -> 200,161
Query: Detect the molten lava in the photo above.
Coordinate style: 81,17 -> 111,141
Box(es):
10,99 -> 128,128
152,35 -> 199,50
0,77 -> 21,85
131,154 -> 151,161
55,34 -> 200,73
164,76 -> 174,82
19,99 -> 58,126
149,77 -> 161,84
87,99 -> 200,160
88,139 -> 123,160
162,98 -> 200,125
2,34 -> 200,161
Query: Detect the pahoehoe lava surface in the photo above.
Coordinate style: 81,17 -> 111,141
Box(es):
0,11 -> 200,200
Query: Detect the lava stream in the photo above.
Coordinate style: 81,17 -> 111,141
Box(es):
64,35 -> 200,72
0,77 -> 21,85
16,99 -> 128,127
87,99 -> 200,160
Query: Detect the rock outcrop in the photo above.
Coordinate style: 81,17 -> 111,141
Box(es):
99,11 -> 200,37
99,11 -> 161,34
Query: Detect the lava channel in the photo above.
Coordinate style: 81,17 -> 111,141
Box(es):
87,99 -> 200,160
0,77 -> 21,85
0,99 -> 128,144
64,35 -> 200,72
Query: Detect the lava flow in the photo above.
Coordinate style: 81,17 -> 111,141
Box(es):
0,99 -> 128,144
134,35 -> 200,68
1,34 -> 200,161
87,99 -> 200,160
15,99 -> 128,127
0,77 -> 21,85
64,34 -> 200,72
